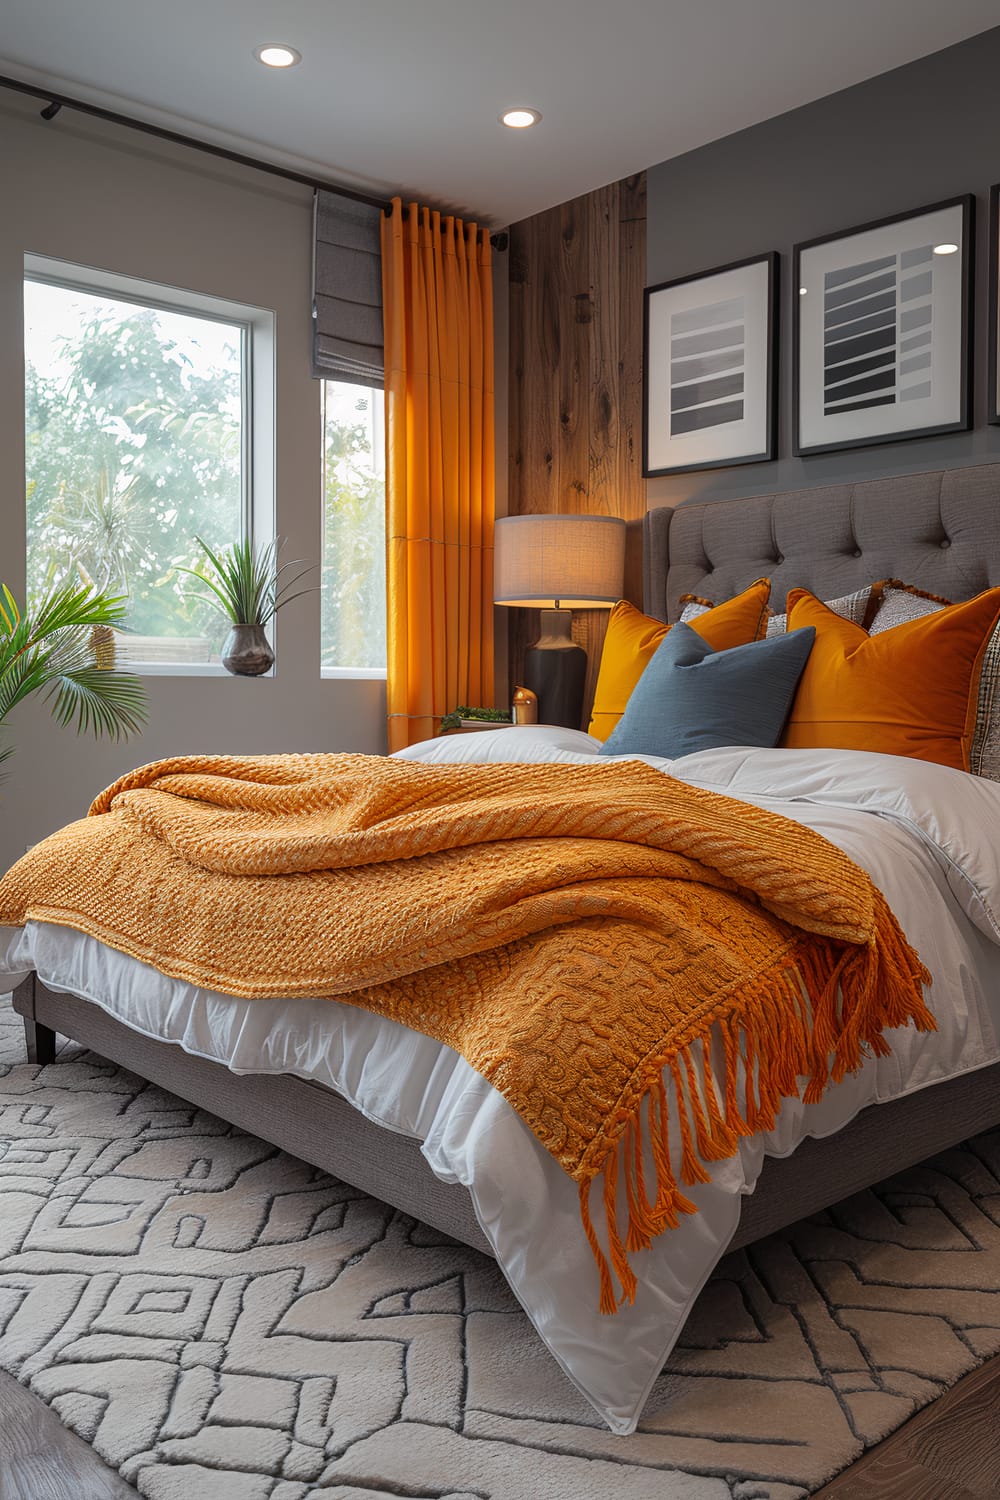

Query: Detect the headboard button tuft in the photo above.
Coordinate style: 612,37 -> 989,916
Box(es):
853,549 -> 862,558
940,539 -> 951,549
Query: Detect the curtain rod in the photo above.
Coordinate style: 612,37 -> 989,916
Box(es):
0,71 -> 387,209
1,72 -> 509,248
383,202 -> 508,251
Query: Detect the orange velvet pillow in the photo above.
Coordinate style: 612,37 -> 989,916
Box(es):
588,579 -> 771,741
782,587 -> 1000,770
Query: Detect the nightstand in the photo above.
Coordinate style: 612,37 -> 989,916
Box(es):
439,719 -> 518,735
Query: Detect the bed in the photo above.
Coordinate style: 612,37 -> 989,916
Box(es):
5,460 -> 1000,1435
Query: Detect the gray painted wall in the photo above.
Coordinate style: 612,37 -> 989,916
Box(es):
0,97 -> 387,875
646,26 -> 1000,509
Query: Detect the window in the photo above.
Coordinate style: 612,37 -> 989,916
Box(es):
321,380 -> 386,675
23,257 -> 274,670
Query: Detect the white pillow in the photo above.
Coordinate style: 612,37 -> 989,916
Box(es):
394,725 -> 600,764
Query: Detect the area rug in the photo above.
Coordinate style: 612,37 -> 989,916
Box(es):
2,993 -> 1000,1500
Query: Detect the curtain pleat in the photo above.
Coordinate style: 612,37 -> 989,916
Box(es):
382,198 -> 495,750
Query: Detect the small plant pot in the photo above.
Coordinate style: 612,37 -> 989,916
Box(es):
221,624 -> 274,676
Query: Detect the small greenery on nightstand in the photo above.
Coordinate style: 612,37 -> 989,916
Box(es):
439,705 -> 512,732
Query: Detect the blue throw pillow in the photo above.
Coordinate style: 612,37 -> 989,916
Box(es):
599,621 -> 815,759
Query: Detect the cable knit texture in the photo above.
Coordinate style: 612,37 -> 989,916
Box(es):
0,753 -> 934,1311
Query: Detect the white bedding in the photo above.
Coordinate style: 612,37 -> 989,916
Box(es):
3,726 -> 1000,1434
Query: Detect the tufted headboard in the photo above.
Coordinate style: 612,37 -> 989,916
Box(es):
643,463 -> 1000,622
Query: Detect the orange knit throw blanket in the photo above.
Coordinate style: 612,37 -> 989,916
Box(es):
0,753 -> 933,1311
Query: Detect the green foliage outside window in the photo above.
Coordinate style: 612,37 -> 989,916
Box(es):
321,383 -> 386,671
24,285 -> 243,657
25,284 -> 388,673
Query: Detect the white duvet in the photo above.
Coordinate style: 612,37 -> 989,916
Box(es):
3,727 -> 1000,1434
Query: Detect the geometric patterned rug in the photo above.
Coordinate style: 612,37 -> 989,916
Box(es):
2,990 -> 1000,1500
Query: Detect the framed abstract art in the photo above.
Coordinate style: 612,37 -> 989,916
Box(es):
794,196 -> 973,456
988,183 -> 1000,426
643,252 -> 778,476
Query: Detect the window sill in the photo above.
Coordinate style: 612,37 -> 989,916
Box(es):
128,662 -> 226,676
321,667 -> 387,680
128,662 -> 273,678
126,664 -> 386,680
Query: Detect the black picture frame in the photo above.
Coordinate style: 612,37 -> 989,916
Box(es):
988,183 -> 1000,426
791,196 -> 971,459
642,251 -> 778,478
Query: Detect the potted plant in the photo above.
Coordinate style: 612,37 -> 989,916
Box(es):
0,581 -> 147,768
179,536 -> 315,676
439,705 -> 512,732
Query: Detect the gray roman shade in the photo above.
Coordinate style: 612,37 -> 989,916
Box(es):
312,190 -> 384,387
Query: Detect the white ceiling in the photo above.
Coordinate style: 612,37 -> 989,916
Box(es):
1,0 -> 997,226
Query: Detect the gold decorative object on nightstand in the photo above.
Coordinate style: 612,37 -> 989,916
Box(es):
512,686 -> 538,725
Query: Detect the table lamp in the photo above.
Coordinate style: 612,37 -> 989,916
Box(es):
494,513 -> 626,729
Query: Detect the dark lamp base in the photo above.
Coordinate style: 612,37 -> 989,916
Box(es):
523,642 -> 587,730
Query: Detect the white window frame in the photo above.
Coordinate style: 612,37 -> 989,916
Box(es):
23,254 -> 276,676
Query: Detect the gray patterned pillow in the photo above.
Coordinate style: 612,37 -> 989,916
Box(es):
765,586 -> 872,638
680,587 -> 871,636
679,596 -> 713,624
867,585 -> 947,635
971,628 -> 1000,780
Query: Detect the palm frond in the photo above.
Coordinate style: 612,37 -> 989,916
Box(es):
27,582 -> 130,640
46,665 -> 148,741
0,585 -> 20,635
0,581 -> 148,758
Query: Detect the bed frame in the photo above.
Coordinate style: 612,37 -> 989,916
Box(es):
13,974 -> 1000,1257
14,460 -> 1000,1261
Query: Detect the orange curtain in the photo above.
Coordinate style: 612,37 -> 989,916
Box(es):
381,198 -> 495,750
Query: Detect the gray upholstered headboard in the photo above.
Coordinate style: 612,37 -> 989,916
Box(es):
643,463 -> 1000,622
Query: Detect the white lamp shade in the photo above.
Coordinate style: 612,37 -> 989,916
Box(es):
494,513 -> 626,608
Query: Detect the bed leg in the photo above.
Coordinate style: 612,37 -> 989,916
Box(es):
12,974 -> 58,1065
23,1014 -> 57,1066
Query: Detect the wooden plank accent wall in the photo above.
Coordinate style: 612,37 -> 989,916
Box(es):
506,173 -> 647,726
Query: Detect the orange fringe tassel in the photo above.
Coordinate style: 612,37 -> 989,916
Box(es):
580,894 -> 932,1316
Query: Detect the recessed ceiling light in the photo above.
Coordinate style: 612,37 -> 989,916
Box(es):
254,44 -> 301,68
500,107 -> 541,129
933,242 -> 959,255
799,287 -> 808,295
